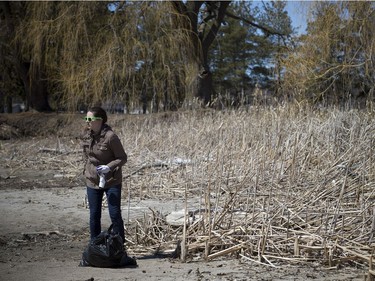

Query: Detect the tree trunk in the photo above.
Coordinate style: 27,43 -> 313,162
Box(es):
0,91 -> 7,113
29,74 -> 51,112
196,1 -> 230,106
6,95 -> 12,113
2,2 -> 51,112
141,88 -> 147,114
198,69 -> 214,105
18,62 -> 51,112
171,1 -> 230,107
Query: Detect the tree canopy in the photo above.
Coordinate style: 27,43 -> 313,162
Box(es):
281,1 -> 375,105
1,1 -> 373,113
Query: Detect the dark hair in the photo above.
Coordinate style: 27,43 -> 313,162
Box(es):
88,106 -> 107,124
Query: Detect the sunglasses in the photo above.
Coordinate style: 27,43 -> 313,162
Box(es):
84,116 -> 102,122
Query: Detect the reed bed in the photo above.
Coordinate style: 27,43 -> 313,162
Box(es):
1,104 -> 374,272
118,104 -> 375,271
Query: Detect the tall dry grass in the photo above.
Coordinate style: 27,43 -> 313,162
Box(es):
118,104 -> 375,267
1,103 -> 374,268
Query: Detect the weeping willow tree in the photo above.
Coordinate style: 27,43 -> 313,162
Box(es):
2,1 -> 197,112
2,1 -> 289,112
281,1 -> 375,106
1,2 -> 52,112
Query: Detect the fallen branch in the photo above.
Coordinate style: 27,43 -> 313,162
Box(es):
206,242 -> 246,260
336,245 -> 372,263
22,230 -> 69,237
38,148 -> 81,154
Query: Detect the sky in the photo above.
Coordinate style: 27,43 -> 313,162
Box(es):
253,0 -> 310,34
285,1 -> 309,34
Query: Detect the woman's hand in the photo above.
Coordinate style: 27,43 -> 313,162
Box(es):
96,165 -> 110,174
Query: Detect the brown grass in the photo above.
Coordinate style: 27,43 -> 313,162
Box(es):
1,104 -> 374,271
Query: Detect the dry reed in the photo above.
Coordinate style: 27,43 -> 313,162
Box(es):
1,104 -> 374,272
119,105 -> 375,271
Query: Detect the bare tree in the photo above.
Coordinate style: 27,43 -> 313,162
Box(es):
282,1 -> 375,105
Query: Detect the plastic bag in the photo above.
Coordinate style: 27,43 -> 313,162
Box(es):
80,225 -> 137,268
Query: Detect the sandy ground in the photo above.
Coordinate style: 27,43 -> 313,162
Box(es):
0,168 -> 367,281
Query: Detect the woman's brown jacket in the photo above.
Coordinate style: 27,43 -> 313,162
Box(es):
81,124 -> 127,189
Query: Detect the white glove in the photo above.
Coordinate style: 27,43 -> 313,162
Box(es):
96,165 -> 110,174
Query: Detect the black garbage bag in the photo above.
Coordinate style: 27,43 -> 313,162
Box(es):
80,225 -> 137,268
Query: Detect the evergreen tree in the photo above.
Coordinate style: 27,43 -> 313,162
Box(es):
210,1 -> 260,106
258,0 -> 294,93
209,1 -> 294,106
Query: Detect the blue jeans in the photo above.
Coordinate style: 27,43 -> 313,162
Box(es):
86,184 -> 125,242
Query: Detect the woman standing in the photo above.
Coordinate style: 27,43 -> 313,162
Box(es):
81,106 -> 127,243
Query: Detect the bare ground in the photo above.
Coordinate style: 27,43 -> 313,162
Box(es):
0,112 -> 369,281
